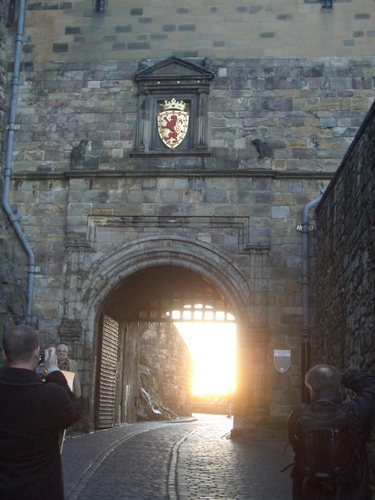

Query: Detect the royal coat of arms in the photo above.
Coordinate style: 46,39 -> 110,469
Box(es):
157,98 -> 189,149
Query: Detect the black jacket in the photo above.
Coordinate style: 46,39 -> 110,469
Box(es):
288,370 -> 375,500
0,366 -> 81,499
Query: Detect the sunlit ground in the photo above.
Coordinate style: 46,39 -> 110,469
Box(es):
174,322 -> 236,396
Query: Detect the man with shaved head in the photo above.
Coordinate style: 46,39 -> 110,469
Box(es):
0,325 -> 81,499
288,364 -> 375,499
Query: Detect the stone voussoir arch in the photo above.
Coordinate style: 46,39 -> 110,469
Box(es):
80,236 -> 251,339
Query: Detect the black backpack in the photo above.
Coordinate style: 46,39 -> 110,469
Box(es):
293,399 -> 356,498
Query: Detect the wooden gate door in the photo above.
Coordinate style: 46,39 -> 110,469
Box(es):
95,315 -> 119,429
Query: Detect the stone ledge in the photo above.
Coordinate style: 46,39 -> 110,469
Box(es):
11,169 -> 335,180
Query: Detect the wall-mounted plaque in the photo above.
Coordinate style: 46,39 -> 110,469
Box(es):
274,349 -> 291,373
132,57 -> 214,156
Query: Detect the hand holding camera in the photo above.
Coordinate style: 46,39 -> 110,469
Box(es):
38,347 -> 58,376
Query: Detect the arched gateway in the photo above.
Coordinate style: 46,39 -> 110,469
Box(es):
78,236 -> 269,434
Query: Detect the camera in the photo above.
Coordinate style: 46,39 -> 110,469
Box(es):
39,348 -> 46,364
38,347 -> 52,366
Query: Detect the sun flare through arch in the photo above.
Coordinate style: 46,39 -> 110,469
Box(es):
174,317 -> 236,397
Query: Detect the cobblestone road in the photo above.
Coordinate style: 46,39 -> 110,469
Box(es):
62,414 -> 294,500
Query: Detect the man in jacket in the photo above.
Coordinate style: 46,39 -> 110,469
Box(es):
288,364 -> 375,499
0,325 -> 81,499
57,343 -> 81,398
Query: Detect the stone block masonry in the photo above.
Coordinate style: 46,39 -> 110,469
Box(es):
2,0 -> 375,431
0,211 -> 28,341
316,100 -> 375,372
9,57 -> 375,175
6,52 -> 375,422
315,98 -> 375,495
0,0 -> 27,341
10,169 -> 326,416
17,0 -> 375,60
140,323 -> 193,416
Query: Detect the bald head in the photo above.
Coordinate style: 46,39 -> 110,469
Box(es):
305,364 -> 341,395
2,325 -> 40,365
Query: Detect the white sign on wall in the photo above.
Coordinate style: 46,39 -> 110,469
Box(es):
274,350 -> 291,373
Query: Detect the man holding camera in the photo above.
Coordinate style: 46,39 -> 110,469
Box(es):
0,325 -> 81,499
288,365 -> 375,499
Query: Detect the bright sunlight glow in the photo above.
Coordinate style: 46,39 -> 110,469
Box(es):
174,322 -> 236,396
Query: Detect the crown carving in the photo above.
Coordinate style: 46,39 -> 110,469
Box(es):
159,98 -> 187,112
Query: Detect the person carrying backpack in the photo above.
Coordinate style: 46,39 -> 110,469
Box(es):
288,365 -> 375,499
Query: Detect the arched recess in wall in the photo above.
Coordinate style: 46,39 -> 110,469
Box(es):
81,236 -> 251,336
79,236 -> 251,428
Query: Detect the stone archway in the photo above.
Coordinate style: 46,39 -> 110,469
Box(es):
79,236 -> 255,431
95,264 -> 238,427
81,236 -> 251,336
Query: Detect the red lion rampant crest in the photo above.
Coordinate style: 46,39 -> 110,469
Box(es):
157,99 -> 189,149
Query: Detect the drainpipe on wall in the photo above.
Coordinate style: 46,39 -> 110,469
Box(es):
1,0 -> 36,326
298,188 -> 325,402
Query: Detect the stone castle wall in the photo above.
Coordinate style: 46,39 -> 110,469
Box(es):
6,52 -> 375,417
1,0 -> 375,425
9,56 -> 375,174
0,0 -> 27,343
17,0 -> 375,61
140,323 -> 193,416
0,212 -> 28,339
315,101 -> 375,370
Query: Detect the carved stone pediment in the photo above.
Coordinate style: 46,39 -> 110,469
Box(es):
135,56 -> 215,89
132,57 -> 214,156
